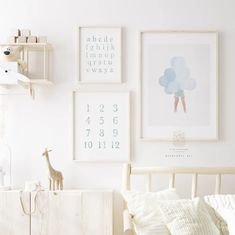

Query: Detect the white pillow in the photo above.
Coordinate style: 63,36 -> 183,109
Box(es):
122,188 -> 179,235
205,194 -> 235,235
219,209 -> 235,235
203,201 -> 229,235
157,197 -> 220,235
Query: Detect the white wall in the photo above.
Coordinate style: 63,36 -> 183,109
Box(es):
1,0 -> 235,234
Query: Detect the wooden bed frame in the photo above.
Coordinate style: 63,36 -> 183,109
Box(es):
122,163 -> 235,234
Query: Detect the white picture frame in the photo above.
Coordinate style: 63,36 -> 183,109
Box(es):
77,26 -> 122,84
72,90 -> 130,162
140,30 -> 218,141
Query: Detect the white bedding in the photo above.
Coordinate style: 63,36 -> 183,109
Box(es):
205,194 -> 235,235
157,197 -> 220,235
122,189 -> 233,235
122,188 -> 179,235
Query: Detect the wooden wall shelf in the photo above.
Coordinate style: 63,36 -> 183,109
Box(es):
0,43 -> 52,85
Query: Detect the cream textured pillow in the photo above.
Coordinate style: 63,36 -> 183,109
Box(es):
205,194 -> 235,235
203,201 -> 228,235
122,188 -> 179,235
219,209 -> 235,235
157,197 -> 220,235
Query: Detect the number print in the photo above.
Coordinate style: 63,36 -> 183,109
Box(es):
98,141 -> 106,149
112,141 -> 120,149
113,104 -> 118,112
99,129 -> 104,137
85,129 -> 90,137
85,117 -> 91,124
86,104 -> 90,112
113,129 -> 118,137
82,101 -> 123,153
84,141 -> 93,149
113,116 -> 118,125
99,116 -> 104,125
99,104 -> 104,112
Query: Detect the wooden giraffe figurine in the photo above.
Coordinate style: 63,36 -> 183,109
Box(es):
42,148 -> 63,190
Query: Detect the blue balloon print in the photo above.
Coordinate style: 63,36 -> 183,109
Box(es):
158,57 -> 196,113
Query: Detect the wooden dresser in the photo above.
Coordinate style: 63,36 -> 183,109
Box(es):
0,190 -> 113,235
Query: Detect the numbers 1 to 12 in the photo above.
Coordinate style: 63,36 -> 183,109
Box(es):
84,141 -> 120,149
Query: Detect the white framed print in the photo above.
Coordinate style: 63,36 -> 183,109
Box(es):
77,26 -> 122,83
140,31 -> 218,141
72,91 -> 130,162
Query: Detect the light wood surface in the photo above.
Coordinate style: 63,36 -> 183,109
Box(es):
123,209 -> 133,233
31,190 -> 113,235
0,190 -> 113,235
0,191 -> 30,235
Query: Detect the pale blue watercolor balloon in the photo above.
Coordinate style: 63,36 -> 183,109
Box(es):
164,68 -> 176,82
165,81 -> 179,94
159,76 -> 167,87
159,56 -> 196,95
182,78 -> 197,90
159,68 -> 176,86
171,57 -> 186,68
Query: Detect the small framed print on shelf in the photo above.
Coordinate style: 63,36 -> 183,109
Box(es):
72,91 -> 130,162
77,26 -> 122,83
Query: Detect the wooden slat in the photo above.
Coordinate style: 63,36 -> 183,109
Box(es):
146,174 -> 152,192
191,174 -> 198,198
169,173 -> 175,188
122,164 -> 131,191
0,191 -> 30,235
131,166 -> 235,175
123,210 -> 133,233
215,174 -> 221,194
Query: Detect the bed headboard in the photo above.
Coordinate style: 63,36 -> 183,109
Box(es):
122,164 -> 235,198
